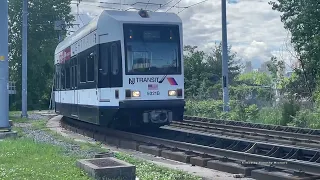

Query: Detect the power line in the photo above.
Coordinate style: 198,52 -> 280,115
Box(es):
165,0 -> 183,12
76,2 -> 85,25
97,5 -> 121,10
178,0 -> 209,14
75,0 -> 188,13
99,1 -> 162,7
145,0 -> 151,9
73,1 -> 123,11
154,0 -> 175,11
125,7 -> 144,11
74,0 -> 209,16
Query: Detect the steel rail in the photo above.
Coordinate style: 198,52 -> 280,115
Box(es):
62,117 -> 320,176
166,124 -> 320,149
182,117 -> 320,142
184,115 -> 320,135
170,121 -> 320,149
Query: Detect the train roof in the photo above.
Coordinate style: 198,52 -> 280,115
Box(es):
55,10 -> 182,55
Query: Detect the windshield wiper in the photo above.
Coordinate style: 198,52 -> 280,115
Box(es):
158,74 -> 168,83
159,67 -> 172,83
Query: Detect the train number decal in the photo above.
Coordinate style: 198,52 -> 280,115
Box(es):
147,91 -> 160,96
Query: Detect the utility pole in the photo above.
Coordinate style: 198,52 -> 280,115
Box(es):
0,0 -> 10,130
221,0 -> 229,112
21,0 -> 28,118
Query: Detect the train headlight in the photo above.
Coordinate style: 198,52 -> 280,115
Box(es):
168,90 -> 177,96
132,91 -> 140,97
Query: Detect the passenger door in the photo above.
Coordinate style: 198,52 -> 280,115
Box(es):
98,35 -> 111,103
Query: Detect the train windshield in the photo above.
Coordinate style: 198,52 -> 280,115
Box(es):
123,24 -> 181,75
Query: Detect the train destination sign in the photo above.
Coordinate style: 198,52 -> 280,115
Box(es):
58,47 -> 71,63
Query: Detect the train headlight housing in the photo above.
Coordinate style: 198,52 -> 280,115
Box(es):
132,91 -> 140,97
168,90 -> 177,96
177,89 -> 183,97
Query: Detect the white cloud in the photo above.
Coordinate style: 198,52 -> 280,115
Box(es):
70,0 -> 295,69
243,41 -> 269,58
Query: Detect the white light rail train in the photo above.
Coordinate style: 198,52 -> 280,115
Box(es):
54,9 -> 185,129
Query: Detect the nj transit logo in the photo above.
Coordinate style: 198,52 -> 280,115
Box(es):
128,76 -> 178,85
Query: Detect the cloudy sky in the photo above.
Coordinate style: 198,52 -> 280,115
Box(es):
69,0 -> 296,70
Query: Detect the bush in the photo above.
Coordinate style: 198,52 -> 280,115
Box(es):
185,100 -> 223,119
257,107 -> 282,125
281,98 -> 300,126
185,99 -> 259,122
185,99 -> 319,129
245,104 -> 259,122
291,109 -> 320,129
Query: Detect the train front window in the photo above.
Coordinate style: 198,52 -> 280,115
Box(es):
123,24 -> 181,75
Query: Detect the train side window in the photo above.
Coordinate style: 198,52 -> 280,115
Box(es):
61,66 -> 65,90
65,62 -> 70,89
80,55 -> 86,83
100,46 -> 108,75
74,59 -> 78,88
56,64 -> 60,90
111,43 -> 118,75
87,52 -> 95,82
59,65 -> 62,89
55,66 -> 58,90
71,65 -> 74,89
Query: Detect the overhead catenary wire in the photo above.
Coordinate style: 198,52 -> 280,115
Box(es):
154,0 -> 175,11
145,0 -> 151,9
99,1 -> 162,7
178,0 -> 209,13
72,0 -> 211,28
76,2 -> 85,25
75,0 -> 189,13
71,2 -> 117,14
165,0 -> 183,12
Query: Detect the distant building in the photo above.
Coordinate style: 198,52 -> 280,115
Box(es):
243,61 -> 253,73
258,61 -> 271,75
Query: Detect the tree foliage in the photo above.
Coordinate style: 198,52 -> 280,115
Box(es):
231,71 -> 274,106
9,0 -> 74,109
183,43 -> 241,99
269,0 -> 320,98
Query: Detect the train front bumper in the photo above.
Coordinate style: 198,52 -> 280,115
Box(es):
118,99 -> 185,109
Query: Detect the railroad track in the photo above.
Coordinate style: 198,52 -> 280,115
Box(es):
184,115 -> 320,137
61,117 -> 320,180
170,120 -> 320,149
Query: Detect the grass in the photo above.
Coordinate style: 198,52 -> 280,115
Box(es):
0,138 -> 92,180
116,153 -> 201,180
4,111 -> 202,180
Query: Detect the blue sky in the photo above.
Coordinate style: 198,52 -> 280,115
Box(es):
69,0 -> 296,70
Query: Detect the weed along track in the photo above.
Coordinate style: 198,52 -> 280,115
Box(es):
61,117 -> 320,180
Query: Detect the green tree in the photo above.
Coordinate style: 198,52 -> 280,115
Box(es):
9,0 -> 74,110
269,0 -> 320,98
183,43 -> 241,99
183,45 -> 208,98
267,56 -> 285,80
231,72 -> 274,103
206,43 -> 242,85
236,72 -> 272,86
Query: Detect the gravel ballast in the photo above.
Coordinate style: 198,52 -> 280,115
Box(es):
14,112 -> 100,159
